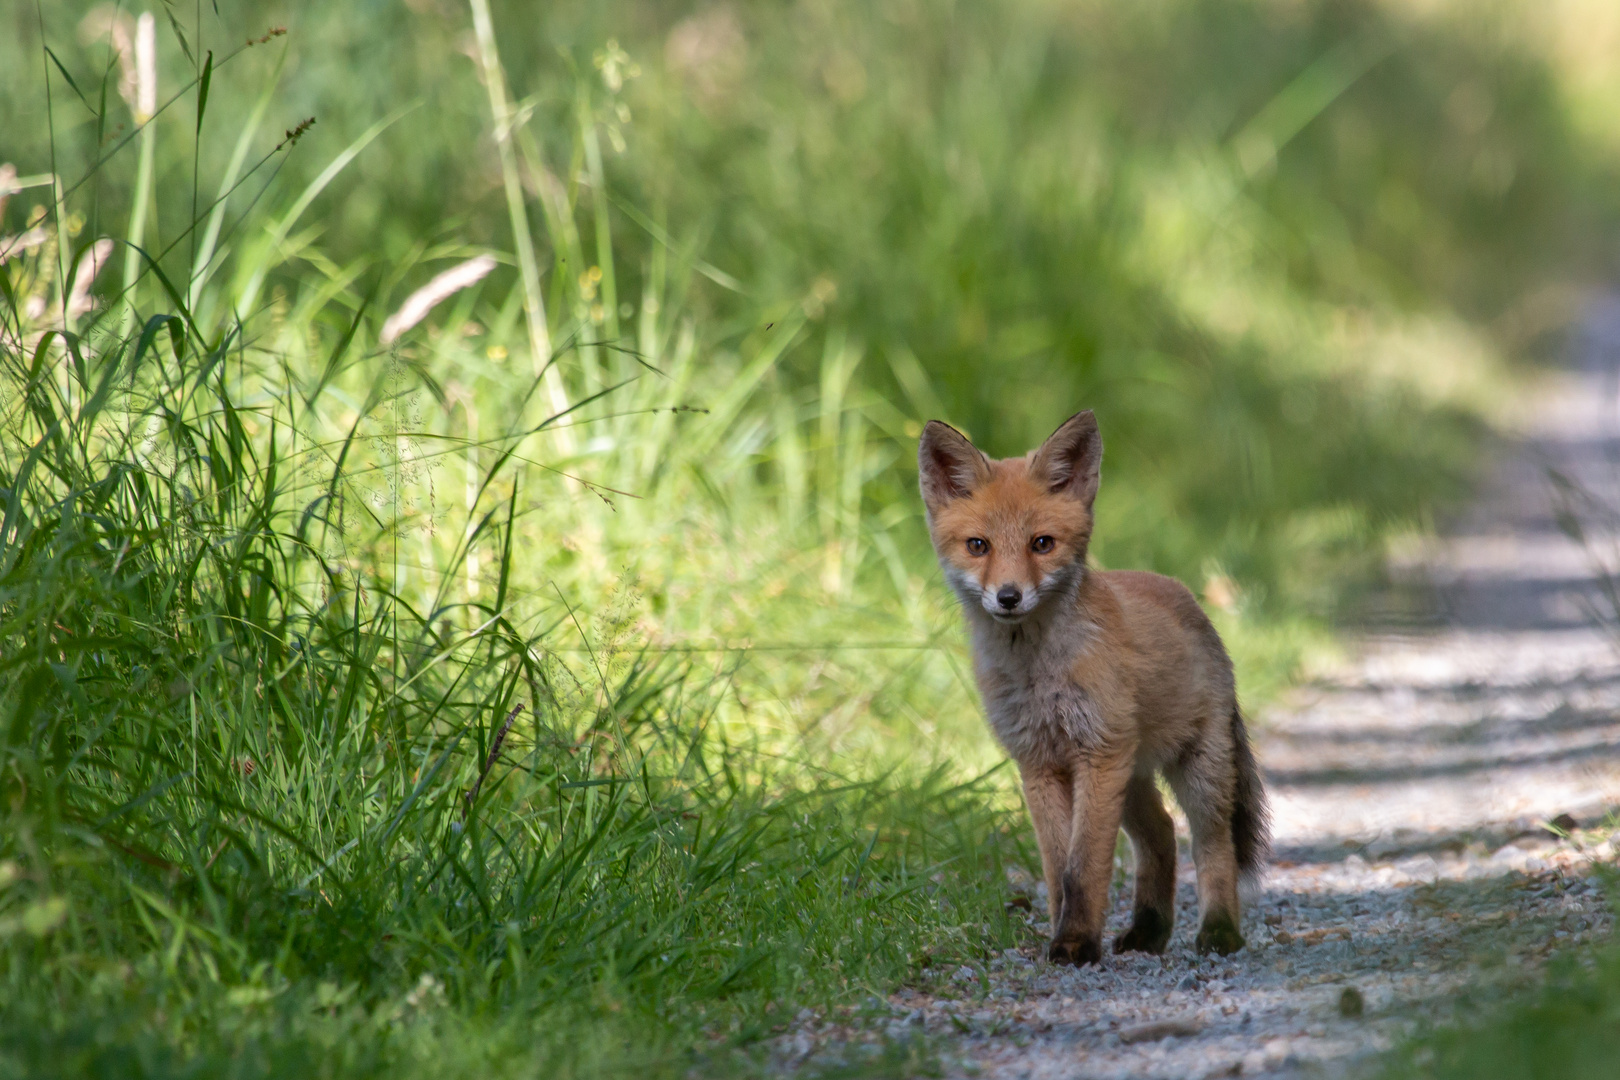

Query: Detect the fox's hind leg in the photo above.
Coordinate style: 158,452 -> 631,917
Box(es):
1113,773 -> 1176,954
1165,736 -> 1246,956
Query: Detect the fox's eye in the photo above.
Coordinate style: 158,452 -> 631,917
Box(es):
966,537 -> 989,556
1031,535 -> 1054,554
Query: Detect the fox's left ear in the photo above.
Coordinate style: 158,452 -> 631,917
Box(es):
1031,410 -> 1103,509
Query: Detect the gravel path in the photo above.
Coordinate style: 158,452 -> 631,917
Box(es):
780,304 -> 1620,1077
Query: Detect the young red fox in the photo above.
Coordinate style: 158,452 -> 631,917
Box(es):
918,410 -> 1270,965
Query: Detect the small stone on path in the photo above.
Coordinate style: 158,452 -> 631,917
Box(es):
1118,1017 -> 1203,1044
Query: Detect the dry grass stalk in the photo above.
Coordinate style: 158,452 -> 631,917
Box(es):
379,256 -> 497,345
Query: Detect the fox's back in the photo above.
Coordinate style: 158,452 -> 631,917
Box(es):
1095,570 -> 1222,652
1089,569 -> 1235,756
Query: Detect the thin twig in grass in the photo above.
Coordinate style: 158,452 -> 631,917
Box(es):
463,701 -> 524,819
57,34 -> 275,205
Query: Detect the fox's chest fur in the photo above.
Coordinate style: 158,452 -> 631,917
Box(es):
967,605 -> 1108,768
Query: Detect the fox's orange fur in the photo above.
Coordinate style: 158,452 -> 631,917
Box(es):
919,411 -> 1270,964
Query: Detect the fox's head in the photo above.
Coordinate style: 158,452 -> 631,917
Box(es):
918,411 -> 1101,624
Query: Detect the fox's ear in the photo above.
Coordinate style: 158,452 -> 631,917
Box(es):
1031,410 -> 1102,508
918,420 -> 990,513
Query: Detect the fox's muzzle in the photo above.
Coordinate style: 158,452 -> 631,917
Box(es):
981,580 -> 1040,621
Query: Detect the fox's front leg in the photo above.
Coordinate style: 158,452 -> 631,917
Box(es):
1019,766 -> 1073,935
1049,759 -> 1130,966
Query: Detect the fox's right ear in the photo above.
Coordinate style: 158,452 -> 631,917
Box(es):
918,420 -> 989,513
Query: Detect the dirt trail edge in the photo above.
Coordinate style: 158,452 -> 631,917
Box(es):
777,303 -> 1620,1079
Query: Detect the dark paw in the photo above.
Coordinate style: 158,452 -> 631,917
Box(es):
1113,907 -> 1173,955
1195,915 -> 1246,956
1048,936 -> 1102,966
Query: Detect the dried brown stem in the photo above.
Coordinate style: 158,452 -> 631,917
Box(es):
463,702 -> 524,819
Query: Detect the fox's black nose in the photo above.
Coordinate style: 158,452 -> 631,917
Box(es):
996,585 -> 1022,610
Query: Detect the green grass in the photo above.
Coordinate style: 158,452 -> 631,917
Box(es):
3,1 -> 1620,1077
0,282 -> 1023,1076
2,17 -> 1030,1075
1378,864 -> 1620,1080
1381,954 -> 1620,1080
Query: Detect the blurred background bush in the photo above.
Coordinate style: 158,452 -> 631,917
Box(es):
8,2 -> 1620,665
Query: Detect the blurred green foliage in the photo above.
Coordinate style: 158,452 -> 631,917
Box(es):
10,0 -> 1617,638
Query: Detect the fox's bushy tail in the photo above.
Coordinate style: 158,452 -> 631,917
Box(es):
1230,705 -> 1272,882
